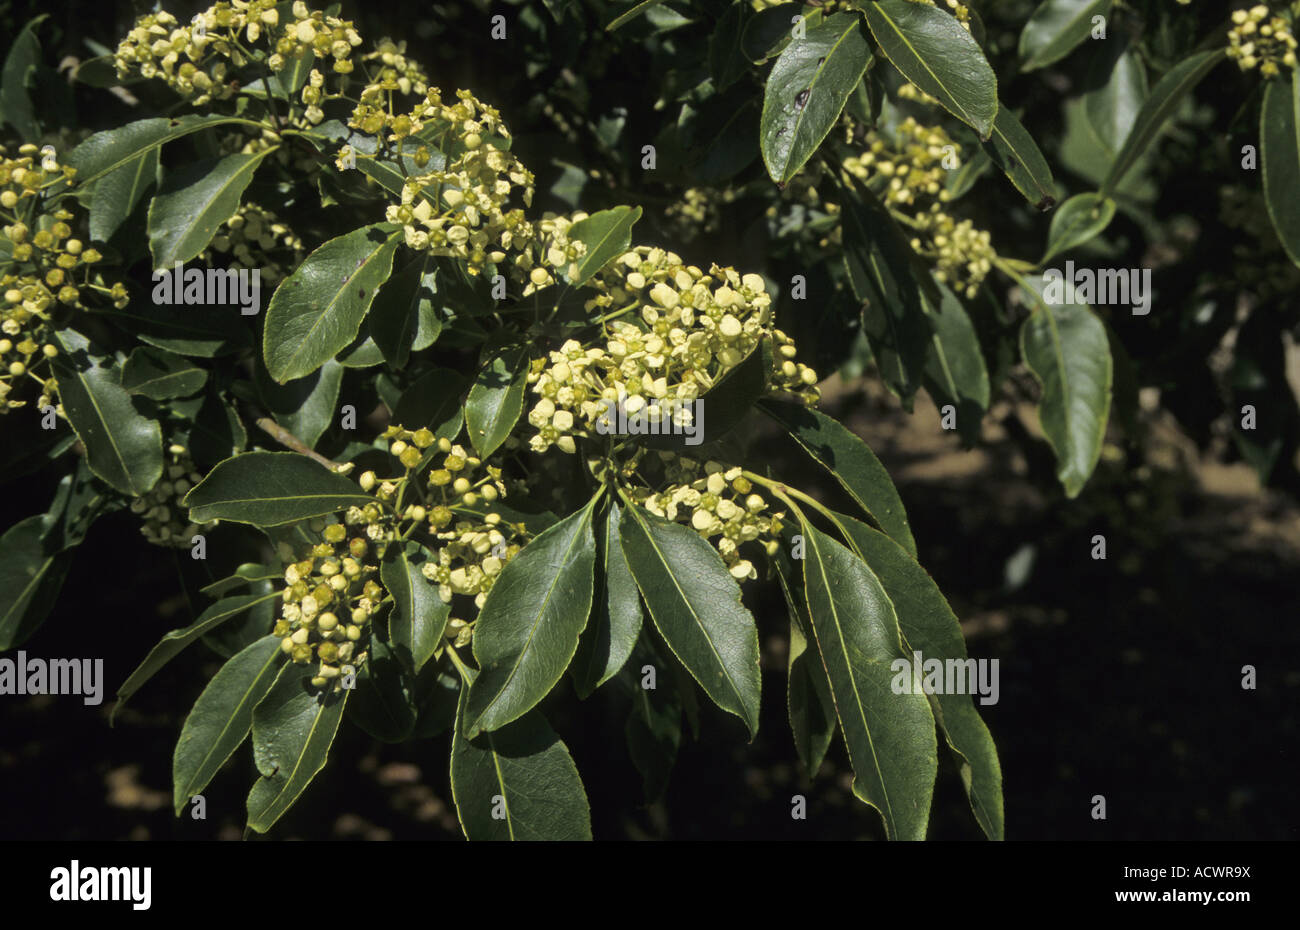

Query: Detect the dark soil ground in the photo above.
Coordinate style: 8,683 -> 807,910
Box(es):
3,377 -> 1298,841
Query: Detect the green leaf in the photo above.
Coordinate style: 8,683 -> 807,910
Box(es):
113,591 -> 281,721
451,684 -> 592,840
572,497 -> 642,699
254,357 -> 343,449
618,502 -> 761,738
832,513 -> 1004,840
1262,73 -> 1300,269
147,152 -> 268,269
0,16 -> 45,138
184,451 -> 373,526
464,498 -> 599,736
262,223 -> 402,383
1018,0 -> 1111,72
200,562 -> 282,598
189,389 -> 247,471
1040,192 -> 1116,265
860,0 -> 998,139
369,254 -> 437,367
982,104 -> 1057,210
1100,49 -> 1225,197
172,635 -> 284,814
759,397 -> 916,556
89,147 -> 158,243
121,346 -> 208,400
51,329 -> 163,497
411,657 -> 461,739
606,0 -> 663,31
800,524 -> 937,840
246,668 -> 349,833
840,183 -> 932,403
68,115 -> 254,185
566,205 -> 642,285
1083,35 -> 1148,157
742,3 -> 820,63
1018,274 -> 1113,497
0,515 -> 74,651
465,343 -> 529,458
709,0 -> 751,90
381,545 -> 450,674
348,636 -> 417,743
922,278 -> 990,440
96,299 -> 252,358
760,11 -> 872,183
774,553 -> 835,776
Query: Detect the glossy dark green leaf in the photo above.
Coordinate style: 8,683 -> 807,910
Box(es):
832,512 -> 1004,840
0,515 -> 74,651
840,184 -> 932,403
184,451 -> 374,526
1040,192 -> 1115,265
246,667 -> 349,833
0,16 -> 45,137
774,552 -> 835,776
262,223 -> 402,382
465,344 -> 529,458
572,497 -> 642,699
861,0 -> 998,138
147,152 -> 267,269
801,524 -> 937,840
121,346 -> 208,400
982,104 -> 1057,210
68,115 -> 252,185
348,636 -> 417,743
760,12 -> 872,183
1083,35 -> 1147,157
922,278 -> 990,440
51,329 -> 163,497
189,389 -> 247,471
567,205 -> 642,286
1018,0 -> 1111,72
172,634 -> 284,814
709,1 -> 751,90
96,299 -> 252,357
464,498 -> 598,736
1261,74 -> 1300,268
382,545 -> 450,674
411,656 -> 461,739
760,397 -> 916,556
741,3 -> 818,63
1101,49 -> 1225,197
369,254 -> 438,367
618,502 -> 761,738
255,357 -> 343,449
89,147 -> 158,243
451,680 -> 592,840
113,591 -> 281,721
1018,274 -> 1113,497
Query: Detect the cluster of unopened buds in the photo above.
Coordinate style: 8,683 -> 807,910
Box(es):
204,202 -> 303,285
274,513 -> 388,691
843,117 -> 958,209
1227,5 -> 1298,77
629,457 -> 783,580
130,446 -> 215,547
525,247 -> 819,454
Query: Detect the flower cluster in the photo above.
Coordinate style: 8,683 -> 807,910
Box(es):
1228,6 -> 1297,77
204,202 -> 304,286
114,0 -> 364,105
842,116 -> 958,209
524,247 -> 819,454
663,188 -> 731,244
907,204 -> 995,298
274,511 -> 390,691
1,144 -> 123,413
627,456 -> 784,580
379,90 -> 535,275
129,446 -> 215,547
511,211 -> 589,295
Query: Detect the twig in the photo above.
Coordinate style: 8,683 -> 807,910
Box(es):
255,417 -> 354,474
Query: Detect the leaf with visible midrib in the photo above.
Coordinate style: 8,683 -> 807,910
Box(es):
759,397 -> 916,556
1040,192 -> 1115,265
262,223 -> 402,383
465,344 -> 529,458
567,206 -> 642,285
831,511 -> 1004,840
1261,74 -> 1300,269
51,329 -> 163,497
451,682 -> 592,840
618,502 -> 761,738
90,147 -> 158,242
172,635 -> 284,814
1018,274 -> 1112,497
572,497 -> 642,698
860,0 -> 998,138
760,12 -> 872,183
68,115 -> 251,185
464,499 -> 598,736
801,524 -> 937,840
983,104 -> 1057,209
114,591 -> 281,721
184,451 -> 374,526
122,346 -> 208,400
246,667 -> 349,833
1017,0 -> 1111,72
382,545 -> 450,674
147,152 -> 268,269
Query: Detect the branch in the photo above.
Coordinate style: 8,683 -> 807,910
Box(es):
255,417 -> 354,475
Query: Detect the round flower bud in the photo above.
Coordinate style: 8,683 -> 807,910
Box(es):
359,470 -> 377,491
